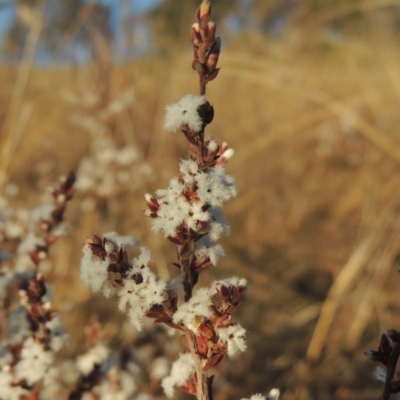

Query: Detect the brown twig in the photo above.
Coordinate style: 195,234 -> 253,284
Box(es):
381,342 -> 400,400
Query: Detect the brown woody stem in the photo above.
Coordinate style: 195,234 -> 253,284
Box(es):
185,328 -> 210,400
200,75 -> 207,96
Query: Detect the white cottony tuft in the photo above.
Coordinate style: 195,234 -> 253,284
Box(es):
80,244 -> 110,292
162,353 -> 196,398
173,287 -> 215,331
80,233 -> 167,331
241,391 -> 280,400
164,95 -> 207,133
217,324 -> 247,356
152,160 -> 236,241
76,343 -> 110,375
374,366 -> 386,382
103,231 -> 139,249
267,388 -> 280,400
118,247 -> 167,331
14,338 -> 54,386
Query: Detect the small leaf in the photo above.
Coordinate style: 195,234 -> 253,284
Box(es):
203,352 -> 225,371
207,68 -> 220,82
192,60 -> 206,74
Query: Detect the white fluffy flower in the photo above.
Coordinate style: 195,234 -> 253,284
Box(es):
374,366 -> 386,382
117,247 -> 167,331
267,388 -> 280,400
217,324 -> 247,357
173,287 -> 215,330
15,338 -> 54,385
76,343 -> 110,375
164,95 -> 206,133
80,243 -> 110,292
0,366 -> 28,400
152,161 -> 236,240
195,240 -> 225,267
80,233 -> 140,293
103,232 -> 139,250
162,353 -> 196,398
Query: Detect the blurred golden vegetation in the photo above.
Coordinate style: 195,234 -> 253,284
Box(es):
2,1 -> 400,399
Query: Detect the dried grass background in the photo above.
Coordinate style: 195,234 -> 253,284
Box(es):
2,3 -> 400,399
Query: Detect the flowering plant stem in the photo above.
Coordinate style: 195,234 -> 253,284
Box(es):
81,1 -> 252,399
179,2 -> 221,398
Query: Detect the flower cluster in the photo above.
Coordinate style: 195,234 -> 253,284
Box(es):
76,136 -> 152,207
80,232 -> 167,331
79,1 -> 280,399
14,171 -> 76,273
0,172 -> 76,399
0,270 -> 68,399
63,63 -> 152,210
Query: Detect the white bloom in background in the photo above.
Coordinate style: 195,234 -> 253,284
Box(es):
96,368 -> 137,400
15,338 -> 54,386
150,357 -> 170,380
162,353 -> 196,398
5,306 -> 30,344
164,95 -> 206,133
0,266 -> 14,299
173,287 -> 215,330
30,204 -> 55,223
217,324 -> 247,357
46,316 -> 69,352
0,366 -> 28,400
267,388 -> 280,400
77,343 -> 110,376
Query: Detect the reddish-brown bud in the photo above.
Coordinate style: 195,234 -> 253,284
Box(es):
198,322 -> 215,340
206,37 -> 221,73
86,234 -> 102,245
216,283 -> 230,301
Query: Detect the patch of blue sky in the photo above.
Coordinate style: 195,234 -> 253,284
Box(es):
97,0 -> 165,32
0,3 -> 16,57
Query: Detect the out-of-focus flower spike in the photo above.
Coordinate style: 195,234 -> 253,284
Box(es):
364,349 -> 388,363
388,329 -> 400,343
379,333 -> 393,355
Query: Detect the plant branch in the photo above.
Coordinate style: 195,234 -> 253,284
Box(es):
185,328 -> 210,400
381,342 -> 400,400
